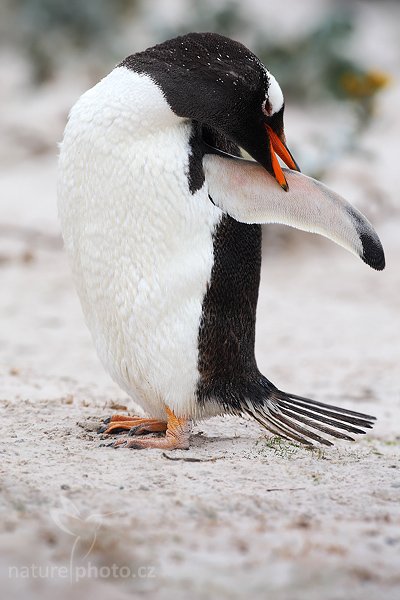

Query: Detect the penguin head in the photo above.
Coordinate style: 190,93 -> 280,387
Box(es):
120,32 -> 299,190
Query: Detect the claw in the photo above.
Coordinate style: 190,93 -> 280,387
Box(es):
128,426 -> 141,436
99,407 -> 191,450
98,415 -> 167,436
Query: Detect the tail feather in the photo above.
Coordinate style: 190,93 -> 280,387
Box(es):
269,409 -> 337,446
275,397 -> 372,433
284,392 -> 376,421
276,405 -> 356,441
246,400 -> 317,446
241,385 -> 376,447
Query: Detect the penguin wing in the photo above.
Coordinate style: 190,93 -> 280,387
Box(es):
203,154 -> 385,271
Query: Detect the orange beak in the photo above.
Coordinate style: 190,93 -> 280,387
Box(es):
266,125 -> 300,191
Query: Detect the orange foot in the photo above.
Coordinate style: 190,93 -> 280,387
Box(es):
98,414 -> 167,435
104,407 -> 191,450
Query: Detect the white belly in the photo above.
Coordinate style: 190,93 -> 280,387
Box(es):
58,68 -> 222,419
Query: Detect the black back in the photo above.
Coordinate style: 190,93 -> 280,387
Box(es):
194,127 -> 263,410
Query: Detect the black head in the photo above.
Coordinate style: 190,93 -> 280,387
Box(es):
120,32 -> 299,189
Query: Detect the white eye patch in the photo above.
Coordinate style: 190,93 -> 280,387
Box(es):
263,71 -> 284,116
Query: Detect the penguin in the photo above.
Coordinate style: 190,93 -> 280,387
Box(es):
58,32 -> 385,450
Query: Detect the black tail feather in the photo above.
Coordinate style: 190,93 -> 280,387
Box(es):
270,409 -> 335,446
284,392 -> 376,421
276,405 -> 356,441
248,401 -> 316,446
275,398 -> 371,434
240,383 -> 376,447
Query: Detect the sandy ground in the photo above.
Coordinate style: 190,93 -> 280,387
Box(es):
1,149 -> 399,599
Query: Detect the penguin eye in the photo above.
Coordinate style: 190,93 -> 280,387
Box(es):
262,98 -> 273,117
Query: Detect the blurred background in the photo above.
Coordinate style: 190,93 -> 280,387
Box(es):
0,0 -> 399,379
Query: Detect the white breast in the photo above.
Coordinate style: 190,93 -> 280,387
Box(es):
58,67 -> 222,419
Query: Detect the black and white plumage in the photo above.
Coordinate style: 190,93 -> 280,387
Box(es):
58,33 -> 384,448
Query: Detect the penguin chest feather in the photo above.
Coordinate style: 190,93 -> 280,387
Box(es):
58,67 -> 222,419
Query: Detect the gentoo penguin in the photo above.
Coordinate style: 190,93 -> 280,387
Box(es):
58,32 -> 385,450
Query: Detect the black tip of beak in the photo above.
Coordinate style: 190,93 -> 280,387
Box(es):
292,157 -> 301,173
281,180 -> 289,192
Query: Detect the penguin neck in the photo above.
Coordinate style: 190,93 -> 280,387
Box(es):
73,67 -> 185,140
